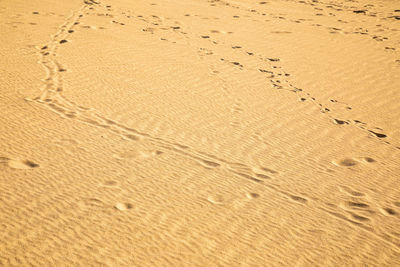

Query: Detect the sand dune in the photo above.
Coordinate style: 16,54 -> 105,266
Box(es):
1,0 -> 400,265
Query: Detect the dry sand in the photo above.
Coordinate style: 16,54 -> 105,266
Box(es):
1,0 -> 400,265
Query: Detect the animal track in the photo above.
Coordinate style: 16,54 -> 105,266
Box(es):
199,0 -> 398,148
23,0 -> 400,251
93,0 -> 395,151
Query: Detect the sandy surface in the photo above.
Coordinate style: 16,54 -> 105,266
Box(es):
1,0 -> 400,265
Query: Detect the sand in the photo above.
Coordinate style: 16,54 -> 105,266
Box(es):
1,0 -> 400,265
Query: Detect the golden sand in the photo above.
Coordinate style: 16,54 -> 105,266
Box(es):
1,0 -> 400,265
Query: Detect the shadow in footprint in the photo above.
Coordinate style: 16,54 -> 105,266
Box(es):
368,130 -> 387,138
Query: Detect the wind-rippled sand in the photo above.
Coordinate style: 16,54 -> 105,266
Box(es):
1,0 -> 400,265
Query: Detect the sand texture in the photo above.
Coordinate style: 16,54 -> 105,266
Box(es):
1,0 -> 400,265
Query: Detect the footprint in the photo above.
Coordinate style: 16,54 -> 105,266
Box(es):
360,157 -> 376,163
332,158 -> 358,167
289,195 -> 308,204
59,39 -> 68,44
333,156 -> 376,167
368,130 -> 387,138
246,192 -> 260,199
351,213 -> 370,222
115,202 -> 133,211
0,157 -> 39,169
380,207 -> 397,216
346,201 -> 370,209
333,119 -> 349,125
123,134 -> 140,141
339,186 -> 365,197
259,69 -> 274,78
232,62 -> 243,67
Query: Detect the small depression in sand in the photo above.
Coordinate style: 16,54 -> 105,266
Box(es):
332,158 -> 358,167
115,202 -> 133,211
0,157 -> 39,169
